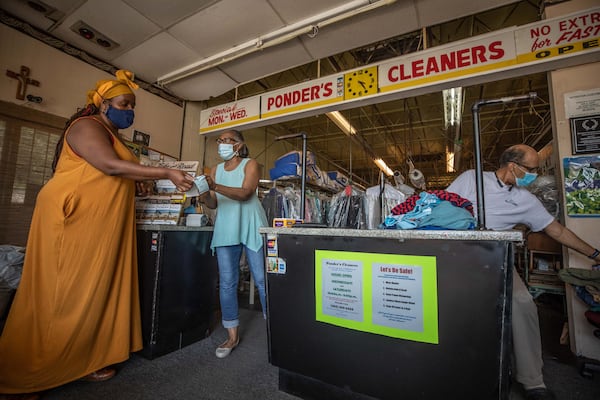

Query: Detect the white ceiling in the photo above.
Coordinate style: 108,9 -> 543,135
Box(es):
1,0 -> 519,101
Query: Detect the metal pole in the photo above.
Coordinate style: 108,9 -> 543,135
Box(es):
300,132 -> 307,220
380,171 -> 385,225
471,92 -> 537,229
471,103 -> 486,230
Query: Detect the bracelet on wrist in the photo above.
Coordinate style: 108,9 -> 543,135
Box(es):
589,249 -> 600,260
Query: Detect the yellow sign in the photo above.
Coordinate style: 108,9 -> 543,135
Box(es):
315,250 -> 439,344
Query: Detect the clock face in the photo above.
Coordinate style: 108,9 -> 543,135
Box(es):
345,67 -> 378,99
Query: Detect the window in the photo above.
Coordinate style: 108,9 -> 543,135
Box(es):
0,102 -> 65,246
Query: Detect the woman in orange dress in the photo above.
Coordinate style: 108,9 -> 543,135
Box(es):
0,70 -> 193,399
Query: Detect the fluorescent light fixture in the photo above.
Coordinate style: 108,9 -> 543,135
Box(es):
158,0 -> 397,84
443,87 -> 463,129
374,158 -> 394,176
326,111 -> 357,136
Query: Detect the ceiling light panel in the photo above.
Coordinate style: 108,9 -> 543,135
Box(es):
70,20 -> 119,50
53,0 -> 160,60
0,0 -> 65,30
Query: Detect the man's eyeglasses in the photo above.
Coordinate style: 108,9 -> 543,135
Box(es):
216,137 -> 239,144
513,161 -> 538,174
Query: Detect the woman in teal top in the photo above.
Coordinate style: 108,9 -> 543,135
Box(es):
200,129 -> 268,359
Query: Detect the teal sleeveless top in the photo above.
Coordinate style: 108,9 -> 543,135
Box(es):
210,158 -> 268,252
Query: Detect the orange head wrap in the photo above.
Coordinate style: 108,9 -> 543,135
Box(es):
86,69 -> 139,107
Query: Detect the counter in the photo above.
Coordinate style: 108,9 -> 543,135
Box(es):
260,227 -> 522,400
136,225 -> 218,359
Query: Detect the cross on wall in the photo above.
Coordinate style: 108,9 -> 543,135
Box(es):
6,65 -> 40,100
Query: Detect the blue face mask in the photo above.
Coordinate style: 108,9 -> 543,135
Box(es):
218,143 -> 236,160
515,171 -> 538,187
105,104 -> 134,129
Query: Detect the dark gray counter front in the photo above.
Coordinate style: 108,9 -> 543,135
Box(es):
136,226 -> 218,359
261,228 -> 521,400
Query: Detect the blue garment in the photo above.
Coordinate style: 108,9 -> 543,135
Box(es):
216,244 -> 266,327
418,201 -> 476,230
382,192 -> 475,230
384,192 -> 440,229
210,158 -> 268,252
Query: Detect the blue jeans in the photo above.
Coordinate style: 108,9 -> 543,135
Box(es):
215,244 -> 266,329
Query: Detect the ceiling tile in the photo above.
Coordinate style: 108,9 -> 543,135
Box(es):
219,39 -> 312,85
112,32 -> 200,82
414,0 -> 517,27
166,69 -> 238,101
301,1 -> 420,60
167,0 -> 284,57
268,0 -> 350,23
122,0 -> 219,28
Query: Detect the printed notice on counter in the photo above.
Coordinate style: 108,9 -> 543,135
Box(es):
315,250 -> 438,344
321,259 -> 363,322
372,263 -> 423,332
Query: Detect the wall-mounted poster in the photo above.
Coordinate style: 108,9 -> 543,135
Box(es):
570,115 -> 600,154
563,155 -> 600,217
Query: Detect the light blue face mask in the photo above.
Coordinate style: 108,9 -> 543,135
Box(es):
218,143 -> 236,160
515,170 -> 538,187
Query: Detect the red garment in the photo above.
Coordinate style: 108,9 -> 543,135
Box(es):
391,190 -> 474,216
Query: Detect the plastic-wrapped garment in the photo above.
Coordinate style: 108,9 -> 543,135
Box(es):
327,187 -> 366,229
282,187 -> 300,219
261,187 -> 286,225
0,245 -> 24,289
0,245 -> 25,318
527,175 -> 560,218
365,184 -> 405,229
396,183 -> 416,197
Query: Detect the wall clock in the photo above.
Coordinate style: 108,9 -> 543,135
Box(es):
344,66 -> 378,99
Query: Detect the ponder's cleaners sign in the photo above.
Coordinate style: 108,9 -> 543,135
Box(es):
200,7 -> 599,134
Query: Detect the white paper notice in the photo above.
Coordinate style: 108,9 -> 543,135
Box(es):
322,259 -> 363,322
372,263 -> 423,332
565,89 -> 600,118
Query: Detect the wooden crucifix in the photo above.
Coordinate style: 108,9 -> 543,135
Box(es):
6,65 -> 40,100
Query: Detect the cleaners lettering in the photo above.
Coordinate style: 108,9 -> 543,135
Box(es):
387,41 -> 505,83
